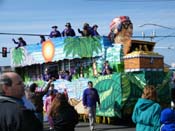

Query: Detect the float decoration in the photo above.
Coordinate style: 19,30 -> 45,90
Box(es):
123,39 -> 164,72
42,40 -> 55,62
10,19 -> 171,119
109,16 -> 133,55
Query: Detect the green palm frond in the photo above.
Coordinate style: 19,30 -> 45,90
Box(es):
64,37 -> 79,57
95,77 -> 122,117
63,36 -> 102,58
127,73 -> 146,90
73,42 -> 80,57
121,74 -> 131,107
79,38 -> 85,57
92,37 -> 102,54
12,48 -> 25,65
88,38 -> 94,57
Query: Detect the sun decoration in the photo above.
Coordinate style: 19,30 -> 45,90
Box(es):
42,40 -> 55,62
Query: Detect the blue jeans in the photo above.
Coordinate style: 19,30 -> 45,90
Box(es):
87,106 -> 96,130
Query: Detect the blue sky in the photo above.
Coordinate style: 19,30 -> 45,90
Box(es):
0,0 -> 175,66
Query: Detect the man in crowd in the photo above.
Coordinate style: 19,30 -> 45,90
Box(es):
83,81 -> 100,131
0,72 -> 42,131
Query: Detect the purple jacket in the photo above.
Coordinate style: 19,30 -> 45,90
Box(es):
62,28 -> 76,37
83,88 -> 100,107
49,30 -> 61,38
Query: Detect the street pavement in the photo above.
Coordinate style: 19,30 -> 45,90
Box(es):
75,122 -> 135,131
44,121 -> 136,131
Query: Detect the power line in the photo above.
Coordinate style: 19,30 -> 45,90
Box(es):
156,32 -> 175,42
0,32 -> 49,36
1,32 -> 175,38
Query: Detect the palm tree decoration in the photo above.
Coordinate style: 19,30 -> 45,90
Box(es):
63,37 -> 79,58
12,47 -> 25,66
63,36 -> 102,58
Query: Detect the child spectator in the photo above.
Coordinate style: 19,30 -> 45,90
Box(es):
44,90 -> 56,130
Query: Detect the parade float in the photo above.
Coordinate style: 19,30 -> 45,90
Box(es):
11,16 -> 172,123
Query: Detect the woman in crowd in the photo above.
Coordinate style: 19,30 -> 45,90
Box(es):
132,85 -> 161,131
49,93 -> 79,131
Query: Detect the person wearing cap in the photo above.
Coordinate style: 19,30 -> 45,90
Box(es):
12,37 -> 27,49
78,22 -> 94,36
62,22 -> 76,37
49,25 -> 61,38
92,24 -> 100,36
